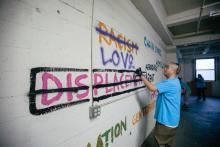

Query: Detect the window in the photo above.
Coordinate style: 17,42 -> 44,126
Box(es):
196,58 -> 215,81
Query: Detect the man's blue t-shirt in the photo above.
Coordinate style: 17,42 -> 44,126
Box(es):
155,77 -> 181,127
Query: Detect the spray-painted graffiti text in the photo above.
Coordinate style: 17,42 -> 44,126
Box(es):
144,36 -> 162,56
29,67 -> 90,115
96,21 -> 138,69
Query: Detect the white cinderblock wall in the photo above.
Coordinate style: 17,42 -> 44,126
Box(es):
0,0 -> 166,146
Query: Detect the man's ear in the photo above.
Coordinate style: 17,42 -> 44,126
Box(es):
176,65 -> 181,74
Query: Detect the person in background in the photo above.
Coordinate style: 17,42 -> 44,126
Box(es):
135,62 -> 181,147
195,74 -> 206,101
178,77 -> 191,108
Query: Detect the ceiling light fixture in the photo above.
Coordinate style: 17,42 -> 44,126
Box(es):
202,46 -> 210,54
210,10 -> 220,17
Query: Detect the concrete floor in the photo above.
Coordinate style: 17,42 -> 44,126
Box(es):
141,96 -> 220,147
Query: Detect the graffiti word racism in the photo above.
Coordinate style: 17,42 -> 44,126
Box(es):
146,64 -> 157,71
96,21 -> 138,55
132,99 -> 156,125
87,117 -> 127,147
93,69 -> 146,101
144,36 -> 162,56
100,47 -> 135,69
29,67 -> 90,115
156,60 -> 164,69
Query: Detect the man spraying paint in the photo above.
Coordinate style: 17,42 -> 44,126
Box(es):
135,62 -> 181,147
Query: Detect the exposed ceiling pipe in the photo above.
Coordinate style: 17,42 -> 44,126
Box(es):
173,30 -> 212,39
176,48 -> 182,60
203,1 -> 220,8
196,0 -> 211,56
197,0 -> 206,33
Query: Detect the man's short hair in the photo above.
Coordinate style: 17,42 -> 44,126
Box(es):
169,62 -> 181,74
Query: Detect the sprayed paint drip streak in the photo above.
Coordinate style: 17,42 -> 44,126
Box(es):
93,85 -> 146,101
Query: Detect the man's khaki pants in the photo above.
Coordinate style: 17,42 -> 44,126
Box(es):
153,122 -> 177,147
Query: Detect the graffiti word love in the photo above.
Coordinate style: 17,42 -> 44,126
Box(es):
100,47 -> 135,69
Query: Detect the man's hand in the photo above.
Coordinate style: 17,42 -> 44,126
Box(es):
135,67 -> 157,92
135,67 -> 143,76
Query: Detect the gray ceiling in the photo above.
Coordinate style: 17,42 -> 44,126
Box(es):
163,0 -> 220,58
164,0 -> 220,37
169,16 -> 220,37
178,39 -> 220,58
163,0 -> 220,15
131,0 -> 220,58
